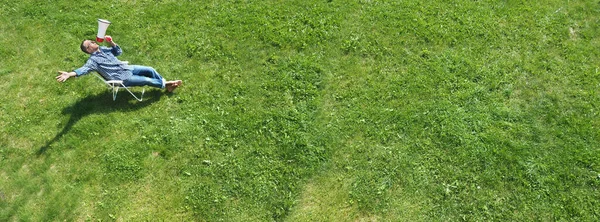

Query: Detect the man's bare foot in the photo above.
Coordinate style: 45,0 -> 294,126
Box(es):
166,80 -> 182,92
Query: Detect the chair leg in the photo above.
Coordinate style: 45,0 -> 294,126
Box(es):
112,84 -> 119,101
120,83 -> 144,102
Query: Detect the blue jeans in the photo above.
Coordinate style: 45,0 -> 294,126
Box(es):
123,65 -> 165,89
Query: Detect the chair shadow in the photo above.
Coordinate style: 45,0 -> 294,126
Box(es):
37,89 -> 164,156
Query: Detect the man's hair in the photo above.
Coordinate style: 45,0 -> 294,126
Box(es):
80,40 -> 88,54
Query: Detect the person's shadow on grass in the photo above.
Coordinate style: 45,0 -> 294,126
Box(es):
37,89 -> 164,156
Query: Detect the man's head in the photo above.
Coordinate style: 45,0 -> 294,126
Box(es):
80,40 -> 99,54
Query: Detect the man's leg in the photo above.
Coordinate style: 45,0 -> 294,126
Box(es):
123,65 -> 165,88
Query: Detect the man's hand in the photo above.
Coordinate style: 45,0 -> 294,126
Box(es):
105,35 -> 117,47
56,71 -> 76,82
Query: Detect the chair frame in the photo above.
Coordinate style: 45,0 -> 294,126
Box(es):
98,76 -> 145,101
94,61 -> 145,101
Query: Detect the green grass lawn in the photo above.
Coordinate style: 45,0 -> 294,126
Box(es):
1,0 -> 599,221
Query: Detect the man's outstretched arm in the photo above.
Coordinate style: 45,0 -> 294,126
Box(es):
56,71 -> 76,82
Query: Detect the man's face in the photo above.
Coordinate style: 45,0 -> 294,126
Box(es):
83,40 -> 99,53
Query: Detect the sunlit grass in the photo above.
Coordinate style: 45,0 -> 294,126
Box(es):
1,0 -> 599,221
